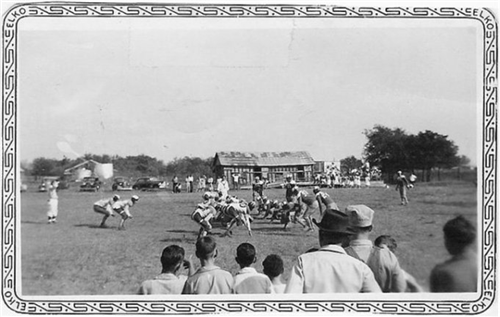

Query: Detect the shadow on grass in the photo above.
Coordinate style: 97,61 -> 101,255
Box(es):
21,220 -> 47,225
250,226 -> 299,236
74,224 -> 113,229
166,229 -> 197,234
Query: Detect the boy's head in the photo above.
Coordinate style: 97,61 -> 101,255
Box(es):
374,235 -> 397,253
160,245 -> 185,273
262,254 -> 284,279
443,215 -> 476,255
195,236 -> 217,260
235,243 -> 257,268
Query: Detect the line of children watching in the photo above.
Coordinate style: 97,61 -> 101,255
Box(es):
139,213 -> 477,294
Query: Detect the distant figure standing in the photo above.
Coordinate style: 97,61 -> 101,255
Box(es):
430,216 -> 477,292
188,175 -> 194,193
232,173 -> 240,190
252,176 -> 264,201
395,171 -> 409,205
207,177 -> 214,192
47,180 -> 60,224
198,176 -> 206,192
217,176 -> 230,199
185,176 -> 191,193
172,175 -> 179,193
93,194 -> 120,228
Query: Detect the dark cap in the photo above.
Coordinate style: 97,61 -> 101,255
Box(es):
312,209 -> 355,234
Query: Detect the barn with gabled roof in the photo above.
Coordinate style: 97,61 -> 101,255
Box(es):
213,151 -> 315,187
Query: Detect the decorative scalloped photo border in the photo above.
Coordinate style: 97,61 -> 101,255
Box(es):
2,2 -> 497,315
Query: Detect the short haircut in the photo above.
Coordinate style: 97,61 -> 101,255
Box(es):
161,245 -> 185,272
196,236 -> 217,260
443,215 -> 476,254
262,254 -> 284,279
374,235 -> 397,253
236,243 -> 256,267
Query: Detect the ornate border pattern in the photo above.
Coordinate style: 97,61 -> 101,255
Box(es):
2,2 -> 497,315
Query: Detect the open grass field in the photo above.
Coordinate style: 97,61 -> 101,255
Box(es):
20,181 -> 477,295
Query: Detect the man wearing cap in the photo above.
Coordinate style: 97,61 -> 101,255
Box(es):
313,186 -> 339,217
395,171 -> 410,205
285,209 -> 381,293
345,205 -> 406,293
93,194 -> 120,228
112,195 -> 140,230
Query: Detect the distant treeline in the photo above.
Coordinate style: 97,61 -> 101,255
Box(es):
24,154 -> 214,179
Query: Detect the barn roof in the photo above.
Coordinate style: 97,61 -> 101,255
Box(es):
214,151 -> 315,167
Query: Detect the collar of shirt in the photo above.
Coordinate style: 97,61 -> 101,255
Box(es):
318,244 -> 348,254
155,273 -> 179,281
196,265 -> 222,274
236,267 -> 258,275
349,239 -> 373,248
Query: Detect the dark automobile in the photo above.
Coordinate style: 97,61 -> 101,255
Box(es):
112,177 -> 133,191
79,177 -> 102,192
132,177 -> 167,191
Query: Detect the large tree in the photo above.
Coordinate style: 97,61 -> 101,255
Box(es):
340,156 -> 363,174
363,125 -> 410,180
410,130 -> 460,181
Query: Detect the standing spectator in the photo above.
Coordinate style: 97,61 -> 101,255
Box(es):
263,254 -> 287,294
198,176 -> 206,192
182,236 -> 234,294
344,205 -> 406,292
207,176 -> 214,191
172,175 -> 179,193
217,176 -> 230,199
185,175 -> 191,193
313,186 -> 339,217
138,245 -> 195,295
112,195 -> 140,230
395,171 -> 409,205
285,209 -> 381,293
93,194 -> 120,228
375,235 -> 424,292
233,243 -> 273,294
232,173 -> 240,190
430,216 -> 477,292
188,175 -> 194,193
47,179 -> 60,224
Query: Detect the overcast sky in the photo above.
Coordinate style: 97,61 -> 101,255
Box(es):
17,11 -> 481,166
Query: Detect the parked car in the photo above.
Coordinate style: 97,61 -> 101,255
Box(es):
38,176 -> 60,192
132,177 -> 167,191
80,177 -> 102,192
112,177 -> 133,191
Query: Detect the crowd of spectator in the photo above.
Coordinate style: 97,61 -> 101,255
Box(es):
138,209 -> 477,295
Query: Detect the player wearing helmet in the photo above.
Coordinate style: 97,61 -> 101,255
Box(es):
191,203 -> 217,239
93,194 -> 120,228
296,190 -> 319,232
112,195 -> 140,230
221,200 -> 255,237
313,186 -> 339,217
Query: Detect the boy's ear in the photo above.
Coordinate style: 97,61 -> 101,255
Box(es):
214,249 -> 218,258
253,257 -> 257,264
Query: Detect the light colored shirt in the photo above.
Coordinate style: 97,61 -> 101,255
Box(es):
112,200 -> 134,217
48,184 -> 58,199
182,265 -> 233,294
138,273 -> 187,295
285,244 -> 381,293
233,267 -> 273,294
345,239 -> 406,293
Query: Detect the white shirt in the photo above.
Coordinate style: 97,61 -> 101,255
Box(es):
285,244 -> 381,293
233,267 -> 274,294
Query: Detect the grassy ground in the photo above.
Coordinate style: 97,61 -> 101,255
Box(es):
20,181 -> 477,295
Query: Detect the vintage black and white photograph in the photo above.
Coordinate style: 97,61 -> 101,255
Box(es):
1,0 -> 497,316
